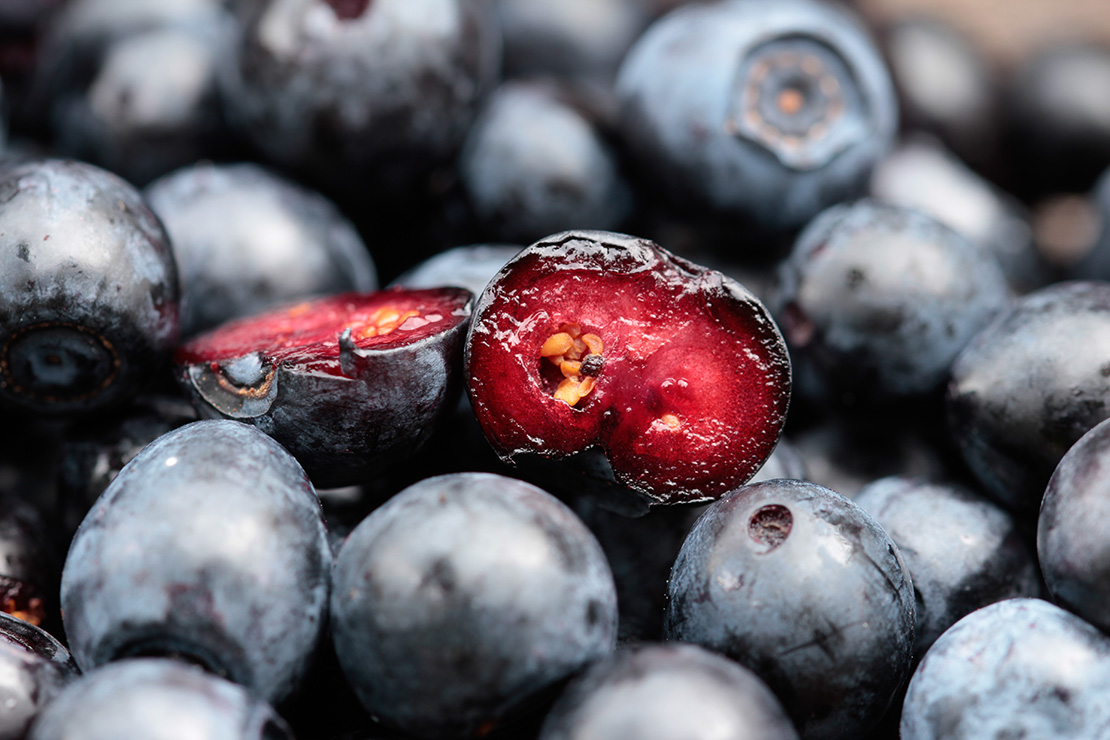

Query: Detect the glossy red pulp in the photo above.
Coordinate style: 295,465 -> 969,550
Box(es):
176,288 -> 469,375
468,249 -> 789,502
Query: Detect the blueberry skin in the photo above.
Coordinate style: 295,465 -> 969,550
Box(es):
0,159 -> 179,416
494,0 -> 649,82
947,280 -> 1110,514
665,478 -> 915,740
0,612 -> 79,740
901,598 -> 1110,739
777,200 -> 1011,403
222,0 -> 501,192
390,243 -> 521,297
881,18 -> 997,170
616,0 -> 897,234
539,643 -> 799,740
61,419 -> 331,705
459,80 -> 633,244
869,136 -> 1044,294
855,476 -> 1042,657
145,162 -> 378,337
1038,416 -> 1110,634
331,472 -> 618,739
28,658 -> 292,740
29,0 -> 234,184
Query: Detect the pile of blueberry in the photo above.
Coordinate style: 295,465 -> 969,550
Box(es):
4,0 -> 1110,738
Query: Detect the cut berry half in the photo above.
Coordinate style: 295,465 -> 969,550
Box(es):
175,288 -> 472,488
465,231 -> 791,505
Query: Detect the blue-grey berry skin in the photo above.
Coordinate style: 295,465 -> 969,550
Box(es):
776,200 -> 1012,403
869,137 -> 1045,295
0,613 -> 79,740
616,0 -> 896,234
947,280 -> 1110,515
1039,416 -> 1110,634
539,643 -> 799,740
28,658 -> 292,740
494,0 -> 650,82
331,472 -> 618,739
222,0 -> 501,193
145,162 -> 378,338
901,598 -> 1110,740
459,80 -> 633,244
855,476 -> 1042,657
0,159 -> 179,416
60,419 -> 331,705
389,243 -> 521,297
665,479 -> 915,740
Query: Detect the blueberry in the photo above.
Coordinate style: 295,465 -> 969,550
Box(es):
1005,42 -> 1110,197
30,0 -> 235,184
854,476 -> 1042,657
776,200 -> 1011,404
60,420 -> 331,705
390,243 -> 522,297
538,643 -> 799,740
459,80 -> 633,244
221,0 -> 501,194
947,280 -> 1110,514
901,598 -> 1110,739
28,658 -> 292,740
665,478 -> 915,740
0,612 -> 78,740
1038,415 -> 1110,634
616,0 -> 897,234
466,230 -> 791,507
175,288 -> 473,488
0,159 -> 179,416
869,136 -> 1045,294
494,0 -> 650,82
331,472 -> 618,738
145,162 -> 378,338
880,17 -> 997,170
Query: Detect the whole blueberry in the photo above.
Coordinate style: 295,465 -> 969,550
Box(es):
665,478 -> 915,740
616,0 -> 897,233
1038,416 -> 1110,634
30,0 -> 235,184
0,159 -> 179,416
855,476 -> 1042,657
28,658 -> 292,740
539,643 -> 799,740
222,0 -> 501,193
145,162 -> 378,337
901,598 -> 1110,739
61,420 -> 331,705
331,472 -> 618,738
776,200 -> 1011,404
947,280 -> 1110,514
459,80 -> 633,244
0,612 -> 79,740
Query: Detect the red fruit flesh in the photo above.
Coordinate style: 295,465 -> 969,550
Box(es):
176,289 -> 469,376
466,232 -> 791,504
